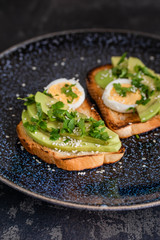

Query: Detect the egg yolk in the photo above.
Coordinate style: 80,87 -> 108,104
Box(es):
109,84 -> 142,105
48,82 -> 82,105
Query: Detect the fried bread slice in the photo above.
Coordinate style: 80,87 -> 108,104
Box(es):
86,65 -> 160,138
17,98 -> 125,171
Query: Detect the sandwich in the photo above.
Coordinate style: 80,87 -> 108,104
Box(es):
87,53 -> 160,138
17,78 -> 125,171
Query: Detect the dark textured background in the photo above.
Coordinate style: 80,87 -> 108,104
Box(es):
0,0 -> 160,239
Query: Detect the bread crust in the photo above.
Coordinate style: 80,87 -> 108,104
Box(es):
86,65 -> 160,138
17,99 -> 125,171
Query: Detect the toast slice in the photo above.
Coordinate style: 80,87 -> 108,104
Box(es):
86,65 -> 160,138
17,99 -> 125,171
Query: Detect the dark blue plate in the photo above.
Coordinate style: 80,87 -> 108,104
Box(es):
0,29 -> 160,211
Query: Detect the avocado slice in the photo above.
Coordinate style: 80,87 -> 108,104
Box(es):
35,91 -> 58,115
128,57 -> 145,73
111,56 -> 128,68
26,103 -> 120,145
22,110 -> 121,152
136,92 -> 160,122
95,69 -> 114,89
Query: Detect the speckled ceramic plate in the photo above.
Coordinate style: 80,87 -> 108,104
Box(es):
0,29 -> 160,211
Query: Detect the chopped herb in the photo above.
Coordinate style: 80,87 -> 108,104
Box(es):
61,84 -> 78,103
23,122 -> 37,133
135,134 -> 140,139
43,90 -> 53,97
91,120 -> 105,128
77,118 -> 86,136
117,52 -> 127,65
64,138 -> 70,143
51,101 -> 64,110
88,120 -> 109,141
134,65 -> 160,91
50,128 -> 60,140
18,94 -> 35,105
113,83 -> 133,97
61,118 -> 75,133
36,103 -> 43,120
112,66 -> 128,79
38,120 -> 47,131
127,107 -> 136,114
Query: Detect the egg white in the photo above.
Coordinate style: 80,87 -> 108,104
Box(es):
45,78 -> 85,109
102,79 -> 139,113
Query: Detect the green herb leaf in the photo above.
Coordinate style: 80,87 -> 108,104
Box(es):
77,118 -> 86,136
36,103 -> 43,120
113,83 -> 133,97
43,89 -> 53,98
126,107 -> 136,114
88,120 -> 109,141
134,65 -> 160,91
117,52 -> 127,65
38,120 -> 47,131
50,128 -> 60,140
18,94 -> 35,106
23,122 -> 37,133
61,84 -> 78,103
51,101 -> 64,110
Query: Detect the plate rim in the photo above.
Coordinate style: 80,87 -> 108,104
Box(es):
1,28 -> 160,59
0,28 -> 160,211
1,175 -> 160,211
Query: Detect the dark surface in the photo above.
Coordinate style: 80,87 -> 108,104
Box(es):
1,30 -> 160,211
0,0 -> 160,239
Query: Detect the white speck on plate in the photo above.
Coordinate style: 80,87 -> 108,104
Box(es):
32,66 -> 37,70
150,56 -> 155,61
80,56 -> 84,61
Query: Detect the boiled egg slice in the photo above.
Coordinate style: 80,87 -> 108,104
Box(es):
45,78 -> 85,109
102,79 -> 142,113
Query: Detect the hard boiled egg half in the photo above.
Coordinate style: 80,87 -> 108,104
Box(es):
45,78 -> 85,109
102,79 -> 142,113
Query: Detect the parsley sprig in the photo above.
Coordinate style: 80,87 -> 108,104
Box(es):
18,94 -> 35,106
113,83 -> 134,97
61,84 -> 78,103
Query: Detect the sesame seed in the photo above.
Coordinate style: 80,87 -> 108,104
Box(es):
36,159 -> 41,164
97,59 -> 101,63
153,140 -> 156,143
6,135 -> 10,138
142,157 -> 146,160
78,172 -> 86,175
16,93 -> 20,97
54,62 -> 58,66
80,56 -> 84,61
22,83 -> 26,87
32,66 -> 37,70
61,62 -> 65,66
8,107 -> 13,110
150,56 -> 155,61
20,146 -> 24,151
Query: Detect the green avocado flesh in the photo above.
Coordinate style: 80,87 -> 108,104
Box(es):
95,55 -> 160,122
22,92 -> 121,153
95,69 -> 114,89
